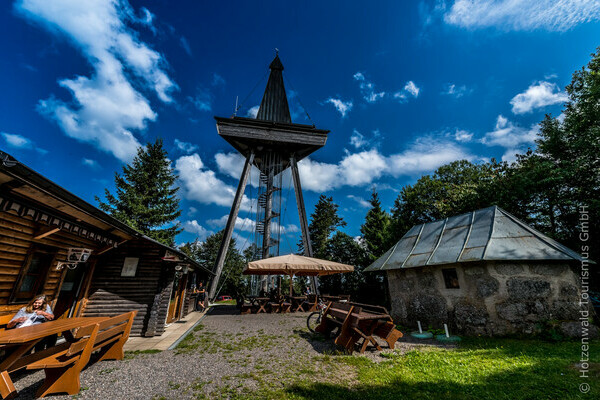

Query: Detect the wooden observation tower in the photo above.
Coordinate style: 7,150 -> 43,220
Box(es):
208,55 -> 329,299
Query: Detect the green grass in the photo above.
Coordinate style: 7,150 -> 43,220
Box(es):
173,320 -> 599,399
284,338 -> 600,400
124,349 -> 162,359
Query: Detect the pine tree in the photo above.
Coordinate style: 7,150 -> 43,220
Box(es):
359,190 -> 390,306
96,138 -> 182,246
360,190 -> 390,262
182,231 -> 247,296
300,195 -> 346,258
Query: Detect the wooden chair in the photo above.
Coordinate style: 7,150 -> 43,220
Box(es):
27,311 -> 137,397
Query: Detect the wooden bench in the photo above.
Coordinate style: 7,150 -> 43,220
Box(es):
315,302 -> 359,335
347,302 -> 403,349
0,314 -> 14,332
26,311 -> 136,397
315,301 -> 403,353
302,294 -> 318,312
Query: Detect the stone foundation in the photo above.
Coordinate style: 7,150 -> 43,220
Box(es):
387,261 -> 597,337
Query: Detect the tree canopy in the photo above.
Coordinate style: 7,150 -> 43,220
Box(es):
181,230 -> 247,297
96,138 -> 182,246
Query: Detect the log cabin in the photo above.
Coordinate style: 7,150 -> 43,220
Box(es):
0,150 -> 212,337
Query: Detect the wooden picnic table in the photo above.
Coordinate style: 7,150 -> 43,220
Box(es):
321,294 -> 350,302
288,296 -> 307,312
316,301 -> 402,354
0,317 -> 108,399
252,297 -> 270,313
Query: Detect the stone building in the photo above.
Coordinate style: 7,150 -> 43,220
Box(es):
365,206 -> 594,337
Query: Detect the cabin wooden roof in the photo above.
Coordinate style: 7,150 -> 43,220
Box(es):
0,150 -> 213,275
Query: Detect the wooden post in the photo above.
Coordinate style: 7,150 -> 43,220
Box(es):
208,152 -> 255,300
290,157 -> 319,295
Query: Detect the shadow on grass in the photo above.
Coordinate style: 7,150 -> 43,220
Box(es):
292,328 -> 343,355
286,365 -> 597,400
286,338 -> 600,400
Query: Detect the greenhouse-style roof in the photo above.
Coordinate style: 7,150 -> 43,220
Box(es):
365,206 -> 586,272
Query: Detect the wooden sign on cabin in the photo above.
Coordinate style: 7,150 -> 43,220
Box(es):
162,250 -> 182,262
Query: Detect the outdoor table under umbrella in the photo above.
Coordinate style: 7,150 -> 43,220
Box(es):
243,254 -> 354,296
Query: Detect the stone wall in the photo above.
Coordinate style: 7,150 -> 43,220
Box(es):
387,261 -> 593,337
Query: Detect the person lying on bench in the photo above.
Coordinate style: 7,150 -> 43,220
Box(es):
7,294 -> 54,329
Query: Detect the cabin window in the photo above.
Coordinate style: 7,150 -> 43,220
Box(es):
442,268 -> 460,289
121,257 -> 139,277
11,248 -> 55,303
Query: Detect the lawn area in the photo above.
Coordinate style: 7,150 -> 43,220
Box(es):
282,338 -> 600,400
171,309 -> 598,400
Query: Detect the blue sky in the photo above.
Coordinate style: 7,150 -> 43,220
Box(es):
1,0 -> 599,252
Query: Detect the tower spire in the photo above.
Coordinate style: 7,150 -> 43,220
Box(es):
256,54 -> 292,124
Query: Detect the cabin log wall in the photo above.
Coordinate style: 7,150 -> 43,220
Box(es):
82,239 -> 165,337
0,209 -> 100,314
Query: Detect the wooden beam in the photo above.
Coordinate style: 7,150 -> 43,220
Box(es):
290,156 -> 319,295
33,226 -> 61,240
208,151 -> 255,300
96,245 -> 116,255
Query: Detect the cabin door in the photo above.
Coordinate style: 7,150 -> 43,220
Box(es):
166,272 -> 187,323
53,264 -> 86,318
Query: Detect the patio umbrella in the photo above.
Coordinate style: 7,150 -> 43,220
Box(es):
243,254 -> 354,296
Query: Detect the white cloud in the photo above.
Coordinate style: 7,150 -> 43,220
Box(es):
387,137 -> 471,176
215,152 -> 260,187
207,214 -> 298,235
183,220 -> 211,240
481,115 -> 539,148
444,0 -> 600,32
394,81 -> 420,102
174,139 -> 198,154
17,0 -> 177,162
510,81 -> 568,114
347,195 -> 370,208
350,129 -> 367,149
404,81 -> 420,97
2,132 -> 32,149
175,153 -> 252,211
1,132 -> 47,154
297,137 -> 471,191
443,83 -> 470,98
296,158 -> 342,192
353,72 -> 385,103
207,215 -> 256,232
246,105 -> 260,118
325,98 -> 353,117
188,90 -> 212,112
339,149 -> 388,186
82,158 -> 100,170
187,207 -> 197,216
180,36 -> 192,56
454,129 -> 473,142
212,73 -> 225,86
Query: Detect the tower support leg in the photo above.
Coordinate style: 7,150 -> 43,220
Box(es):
208,152 -> 255,300
290,157 -> 319,295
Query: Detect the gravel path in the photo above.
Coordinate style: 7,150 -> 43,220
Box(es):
11,306 -> 452,399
